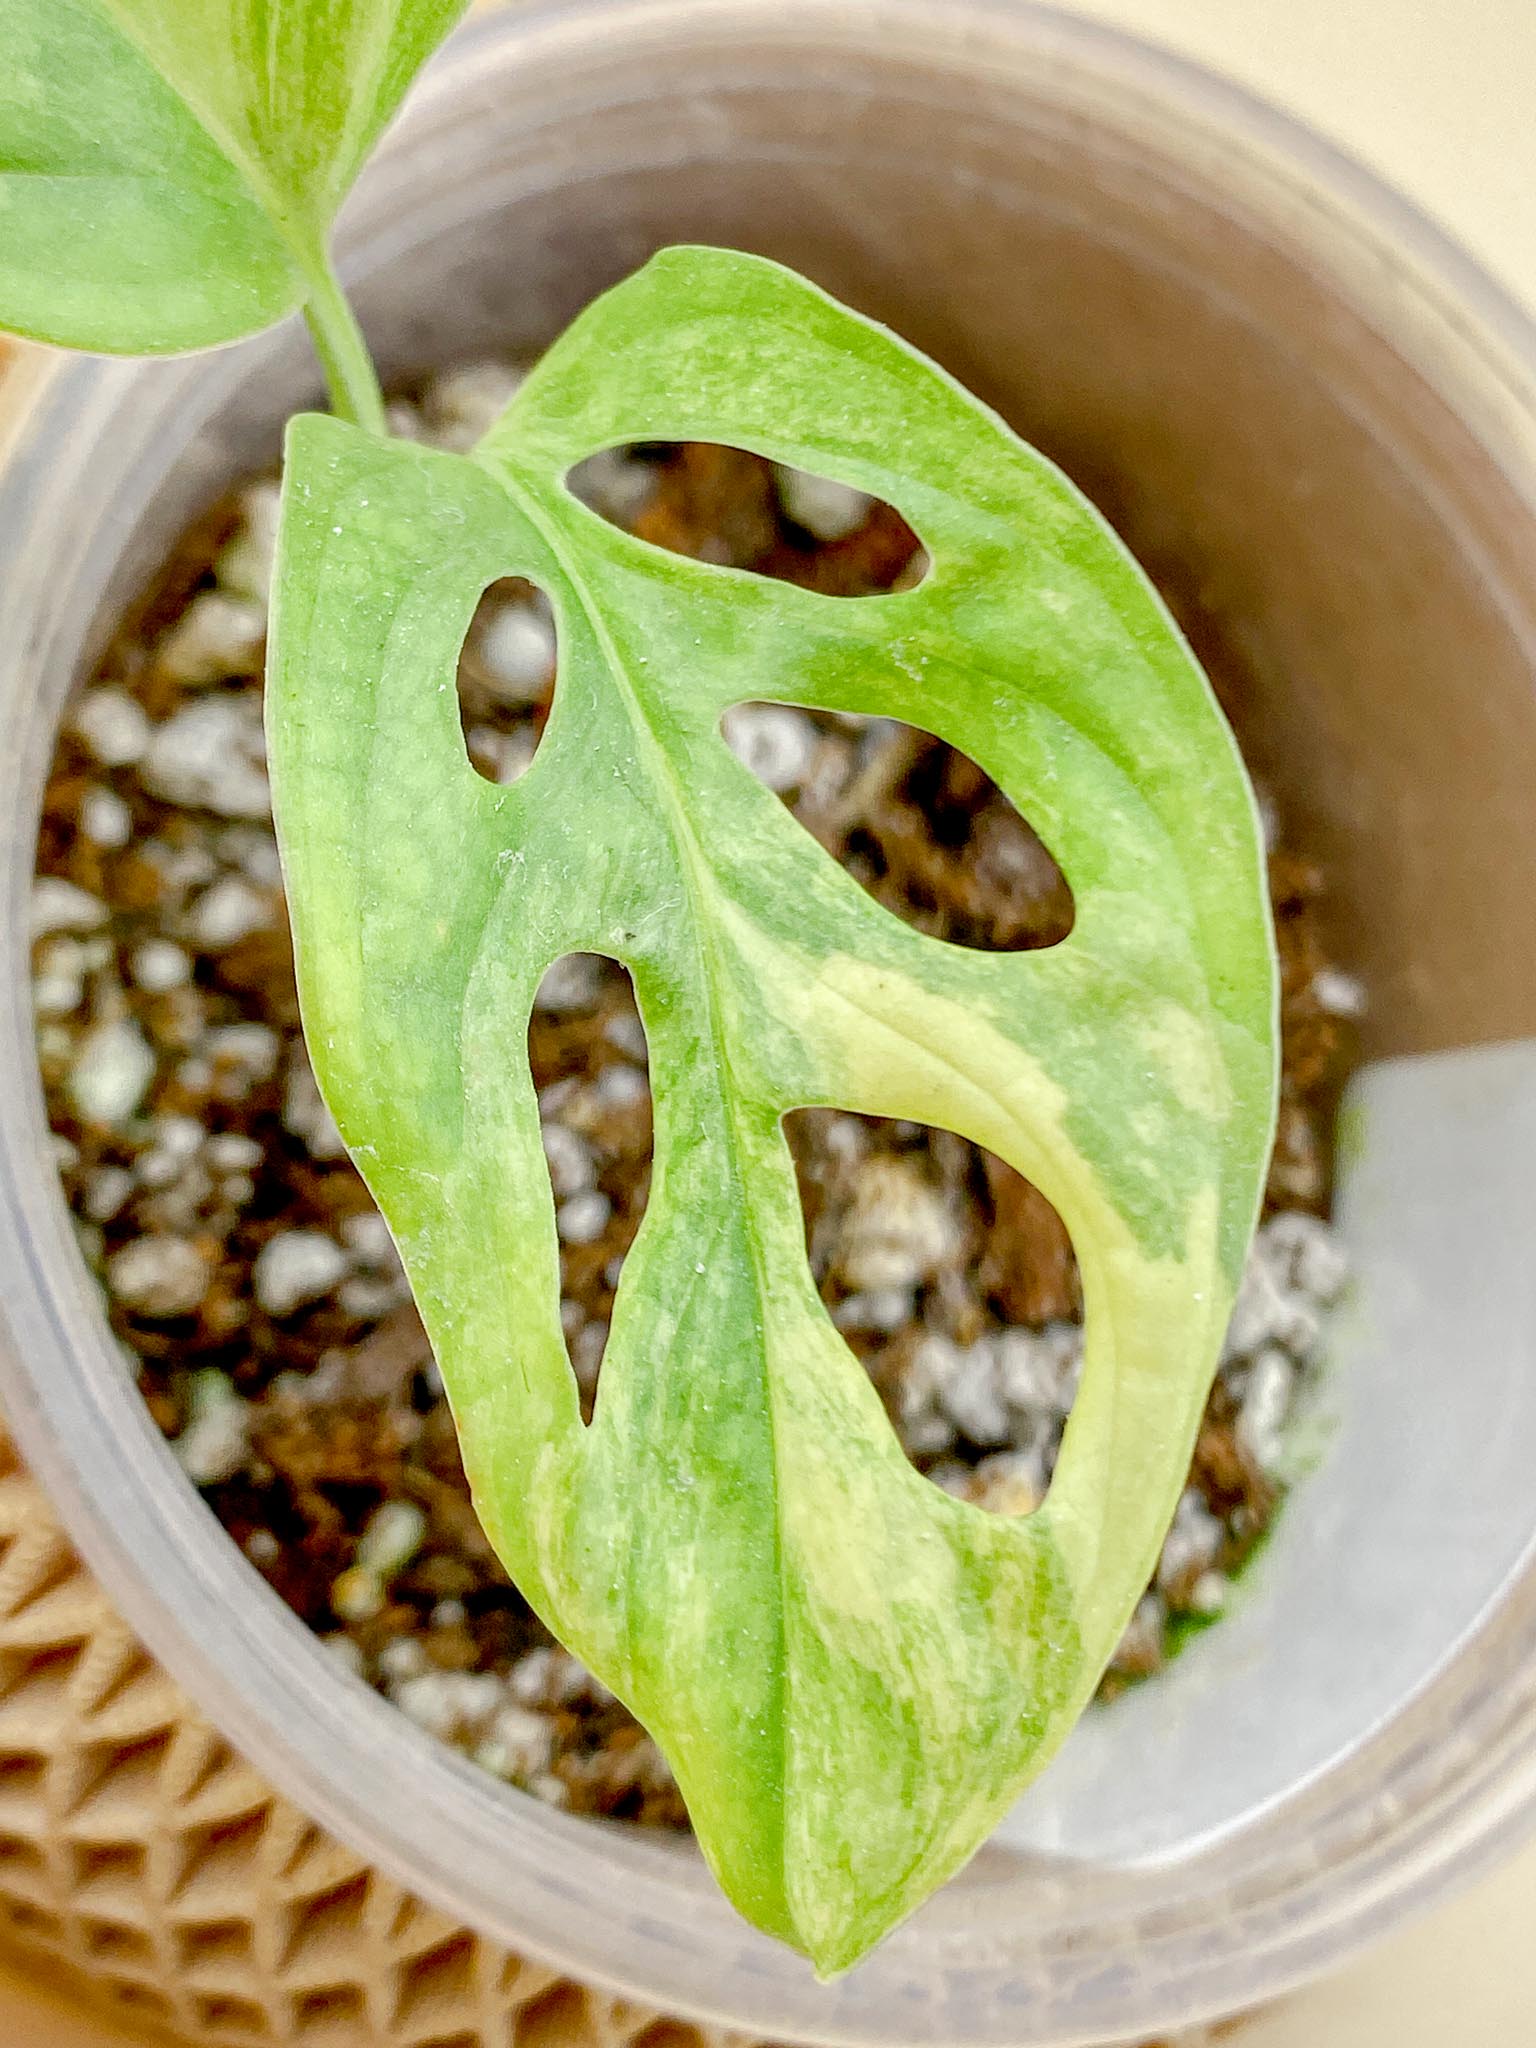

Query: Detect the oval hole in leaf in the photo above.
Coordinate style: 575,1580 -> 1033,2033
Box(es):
567,441 -> 927,595
785,1107 -> 1081,1517
529,955 -> 652,1418
726,707 -> 1075,951
456,578 -> 557,786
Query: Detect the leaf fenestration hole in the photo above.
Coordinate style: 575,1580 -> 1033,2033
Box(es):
456,577 -> 557,786
727,707 -> 1075,951
567,441 -> 928,596
786,1108 -> 1081,1515
529,956 -> 652,1419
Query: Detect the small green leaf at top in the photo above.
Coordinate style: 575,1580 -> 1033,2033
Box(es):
267,246 -> 1279,1974
0,0 -> 465,354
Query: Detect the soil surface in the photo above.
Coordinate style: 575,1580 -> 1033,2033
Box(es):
32,361 -> 1361,1826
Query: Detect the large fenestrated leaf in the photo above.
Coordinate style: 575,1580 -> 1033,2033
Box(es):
267,246 -> 1278,1972
0,0 -> 464,352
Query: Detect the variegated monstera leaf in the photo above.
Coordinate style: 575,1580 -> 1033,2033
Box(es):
267,247 -> 1277,1974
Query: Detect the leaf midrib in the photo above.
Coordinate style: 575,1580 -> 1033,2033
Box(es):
93,0 -> 324,272
484,455 -> 797,1905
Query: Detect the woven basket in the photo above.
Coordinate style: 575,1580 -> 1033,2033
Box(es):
0,1417 -> 756,2048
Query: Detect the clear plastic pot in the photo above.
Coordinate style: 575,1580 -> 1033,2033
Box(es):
4,4 -> 1536,2043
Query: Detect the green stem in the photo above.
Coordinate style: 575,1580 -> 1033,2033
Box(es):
300,249 -> 387,436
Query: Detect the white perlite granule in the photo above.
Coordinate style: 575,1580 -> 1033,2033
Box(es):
833,1156 -> 961,1293
542,1121 -> 595,1198
71,687 -> 150,767
419,361 -> 526,451
722,703 -> 820,792
108,1234 -> 210,1318
172,1369 -> 250,1486
478,598 -> 556,704
156,589 -> 266,685
30,877 -> 107,939
774,464 -> 872,541
356,1500 -> 427,1579
129,938 -> 190,992
68,1016 -> 156,1125
141,696 -> 271,818
214,479 -> 282,604
558,1189 -> 612,1246
79,785 -> 132,848
534,952 -> 605,1013
253,1231 -> 349,1316
187,874 -> 271,949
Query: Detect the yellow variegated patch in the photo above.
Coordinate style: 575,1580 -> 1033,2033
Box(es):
266,247 -> 1278,1972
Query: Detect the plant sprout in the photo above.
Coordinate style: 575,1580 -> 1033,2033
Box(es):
1,0 -> 1278,1976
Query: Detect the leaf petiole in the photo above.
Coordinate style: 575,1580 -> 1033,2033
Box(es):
298,247 -> 387,436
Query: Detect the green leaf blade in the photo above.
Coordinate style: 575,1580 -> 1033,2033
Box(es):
268,250 -> 1278,1973
96,0 -> 469,251
0,0 -> 465,354
0,0 -> 296,351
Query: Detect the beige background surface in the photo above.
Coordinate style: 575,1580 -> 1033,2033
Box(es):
4,0 -> 1536,2040
1075,8 -> 1536,2032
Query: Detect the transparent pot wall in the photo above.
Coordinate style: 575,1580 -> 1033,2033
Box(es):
4,5 -> 1536,2045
